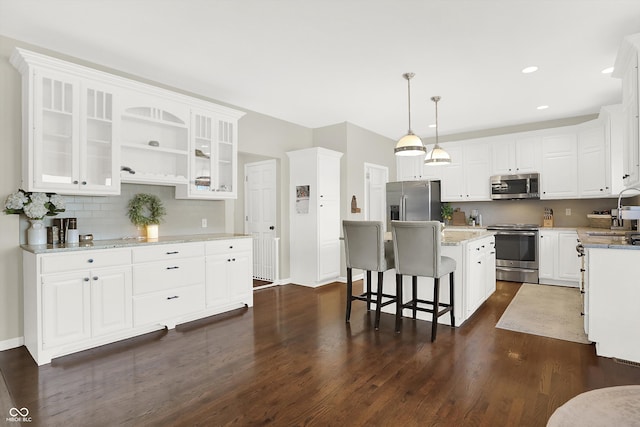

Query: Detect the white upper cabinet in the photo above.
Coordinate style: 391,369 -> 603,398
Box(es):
577,119 -> 611,197
11,50 -> 120,195
541,131 -> 578,199
11,47 -> 244,199
396,145 -> 442,181
175,109 -> 240,199
491,134 -> 540,175
613,34 -> 640,188
440,140 -> 491,202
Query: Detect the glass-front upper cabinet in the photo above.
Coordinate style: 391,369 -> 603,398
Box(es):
17,57 -> 120,195
33,69 -> 80,192
176,110 -> 238,199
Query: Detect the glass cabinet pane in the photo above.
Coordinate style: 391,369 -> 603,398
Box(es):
36,75 -> 77,187
193,113 -> 213,192
84,88 -> 114,188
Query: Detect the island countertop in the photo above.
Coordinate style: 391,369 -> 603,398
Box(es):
383,228 -> 494,246
21,233 -> 252,254
576,228 -> 640,250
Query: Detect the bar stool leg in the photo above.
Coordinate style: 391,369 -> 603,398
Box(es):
412,276 -> 418,319
346,267 -> 353,322
374,271 -> 384,330
366,270 -> 372,311
395,274 -> 403,333
432,277 -> 440,342
449,271 -> 455,327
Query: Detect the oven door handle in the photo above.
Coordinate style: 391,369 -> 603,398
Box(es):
496,266 -> 538,273
492,231 -> 537,236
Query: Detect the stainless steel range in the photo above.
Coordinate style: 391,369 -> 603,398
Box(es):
486,224 -> 539,283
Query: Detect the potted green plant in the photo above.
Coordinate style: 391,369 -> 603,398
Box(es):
441,202 -> 453,225
127,193 -> 166,239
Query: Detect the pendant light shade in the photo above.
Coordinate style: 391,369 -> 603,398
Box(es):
425,96 -> 451,165
395,73 -> 426,156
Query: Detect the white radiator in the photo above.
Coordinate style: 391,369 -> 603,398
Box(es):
253,237 -> 279,282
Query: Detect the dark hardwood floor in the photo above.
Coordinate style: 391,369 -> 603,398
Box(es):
2,280 -> 640,426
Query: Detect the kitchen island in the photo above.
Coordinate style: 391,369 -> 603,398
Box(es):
379,228 -> 496,327
577,229 -> 640,364
22,234 -> 253,365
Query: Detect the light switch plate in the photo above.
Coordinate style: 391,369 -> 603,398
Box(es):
565,208 -> 571,216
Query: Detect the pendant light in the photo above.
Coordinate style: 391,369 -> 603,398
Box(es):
425,96 -> 451,165
394,73 -> 426,156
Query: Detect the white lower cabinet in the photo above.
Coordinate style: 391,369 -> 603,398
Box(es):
205,239 -> 253,309
23,236 -> 253,365
538,229 -> 580,287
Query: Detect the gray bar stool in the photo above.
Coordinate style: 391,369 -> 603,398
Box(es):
391,220 -> 456,341
342,220 -> 397,329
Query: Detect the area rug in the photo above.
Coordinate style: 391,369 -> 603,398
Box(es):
547,386 -> 640,426
496,283 -> 590,344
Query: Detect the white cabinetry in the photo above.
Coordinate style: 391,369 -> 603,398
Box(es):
492,134 -> 541,175
578,120 -> 611,197
11,49 -> 120,195
11,47 -> 244,198
205,239 -> 253,309
538,229 -> 580,287
614,35 -> 640,187
396,147 -> 442,181
24,248 -> 132,364
131,242 -> 205,328
586,247 -> 640,363
465,237 -> 496,317
23,237 -> 252,365
541,131 -> 578,199
287,147 -> 343,287
441,141 -> 491,202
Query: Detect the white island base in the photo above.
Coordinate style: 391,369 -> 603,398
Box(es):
375,230 -> 496,327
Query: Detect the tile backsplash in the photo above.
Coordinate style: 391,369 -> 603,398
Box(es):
19,184 -> 227,243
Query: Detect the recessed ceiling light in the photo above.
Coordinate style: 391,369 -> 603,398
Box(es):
537,105 -> 549,110
601,67 -> 614,74
522,66 -> 538,74
428,124 -> 436,128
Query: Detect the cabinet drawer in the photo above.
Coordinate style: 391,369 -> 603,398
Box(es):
206,238 -> 252,256
133,258 -> 205,295
133,283 -> 205,326
132,242 -> 204,263
41,249 -> 131,274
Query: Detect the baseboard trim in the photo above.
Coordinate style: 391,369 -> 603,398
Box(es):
0,336 -> 24,352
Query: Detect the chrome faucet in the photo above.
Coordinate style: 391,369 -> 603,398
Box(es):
617,187 -> 640,222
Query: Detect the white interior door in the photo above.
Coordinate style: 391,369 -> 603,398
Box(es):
245,159 -> 278,281
364,163 -> 388,227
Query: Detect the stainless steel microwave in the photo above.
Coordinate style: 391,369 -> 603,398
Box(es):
490,173 -> 540,200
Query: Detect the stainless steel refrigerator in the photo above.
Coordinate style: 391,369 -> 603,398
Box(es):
386,180 -> 442,230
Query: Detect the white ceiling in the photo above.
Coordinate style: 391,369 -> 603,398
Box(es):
1,0 -> 639,141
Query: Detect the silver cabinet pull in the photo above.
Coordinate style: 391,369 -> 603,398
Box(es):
166,251 -> 179,255
166,266 -> 179,270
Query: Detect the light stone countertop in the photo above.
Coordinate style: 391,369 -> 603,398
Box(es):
383,228 -> 494,246
21,233 -> 252,254
575,227 -> 640,250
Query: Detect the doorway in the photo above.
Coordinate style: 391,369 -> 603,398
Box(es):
364,163 -> 389,227
244,159 -> 279,288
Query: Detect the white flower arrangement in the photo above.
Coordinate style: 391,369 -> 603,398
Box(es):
3,189 -> 66,220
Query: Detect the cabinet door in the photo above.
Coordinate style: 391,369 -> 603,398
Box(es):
514,135 -> 541,173
214,117 -> 237,197
189,110 -> 215,196
42,272 -> 91,348
33,69 -> 80,192
90,266 -> 133,337
541,133 -> 578,199
485,240 -> 496,298
206,254 -> 230,307
317,198 -> 340,280
578,123 -> 610,197
228,251 -> 252,303
491,138 -> 515,175
81,81 -> 120,194
396,155 -> 422,181
318,153 -> 340,200
466,246 -> 485,317
622,53 -> 640,186
464,141 -> 491,201
538,231 -> 557,280
557,232 -> 580,282
440,145 -> 465,201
